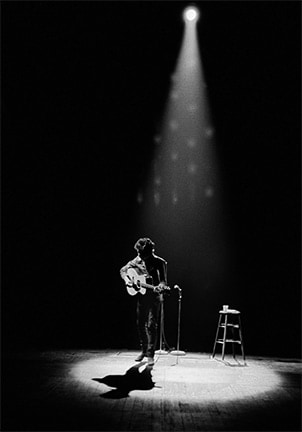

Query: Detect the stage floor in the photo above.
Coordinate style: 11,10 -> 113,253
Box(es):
2,349 -> 301,431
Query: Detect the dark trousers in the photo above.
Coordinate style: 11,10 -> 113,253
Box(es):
136,295 -> 160,357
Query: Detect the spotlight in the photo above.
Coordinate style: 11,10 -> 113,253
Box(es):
183,6 -> 200,22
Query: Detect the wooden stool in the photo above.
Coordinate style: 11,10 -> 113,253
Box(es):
212,308 -> 246,362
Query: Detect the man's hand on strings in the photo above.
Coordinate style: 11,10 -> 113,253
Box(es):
125,276 -> 139,291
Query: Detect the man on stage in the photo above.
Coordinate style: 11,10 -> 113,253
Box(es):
120,237 -> 168,366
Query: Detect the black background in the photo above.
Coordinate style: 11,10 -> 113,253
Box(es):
2,1 -> 301,357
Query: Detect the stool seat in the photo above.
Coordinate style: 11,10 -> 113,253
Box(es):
212,308 -> 246,363
219,309 -> 240,314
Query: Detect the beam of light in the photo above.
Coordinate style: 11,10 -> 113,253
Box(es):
136,6 -> 229,290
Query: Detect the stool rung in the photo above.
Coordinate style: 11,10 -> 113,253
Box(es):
219,324 -> 239,328
217,339 -> 242,344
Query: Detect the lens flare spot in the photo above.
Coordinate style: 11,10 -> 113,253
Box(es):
187,138 -> 196,148
205,128 -> 214,138
137,192 -> 143,204
188,104 -> 198,113
188,163 -> 198,175
205,186 -> 214,197
154,135 -> 162,144
170,91 -> 179,100
154,176 -> 161,186
172,191 -> 178,205
154,192 -> 160,206
169,120 -> 179,131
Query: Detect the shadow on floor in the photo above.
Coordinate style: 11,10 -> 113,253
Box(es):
92,361 -> 158,398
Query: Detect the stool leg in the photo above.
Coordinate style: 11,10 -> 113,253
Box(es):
212,314 -> 222,358
231,324 -> 236,359
222,314 -> 228,360
238,315 -> 246,362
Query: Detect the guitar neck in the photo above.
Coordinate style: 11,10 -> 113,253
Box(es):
139,282 -> 155,290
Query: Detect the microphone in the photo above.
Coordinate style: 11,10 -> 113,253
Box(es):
174,284 -> 181,291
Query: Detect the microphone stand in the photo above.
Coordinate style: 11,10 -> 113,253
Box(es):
170,285 -> 186,363
155,293 -> 169,355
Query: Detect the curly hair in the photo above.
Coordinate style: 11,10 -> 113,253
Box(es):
134,237 -> 155,253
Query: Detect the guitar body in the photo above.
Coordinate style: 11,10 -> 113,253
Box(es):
125,268 -> 170,296
126,268 -> 147,296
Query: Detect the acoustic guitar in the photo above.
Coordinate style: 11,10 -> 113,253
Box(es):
125,268 -> 170,296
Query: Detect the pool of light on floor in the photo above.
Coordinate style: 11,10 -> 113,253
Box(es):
70,352 -> 281,402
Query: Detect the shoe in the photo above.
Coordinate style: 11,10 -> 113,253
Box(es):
135,352 -> 146,362
147,356 -> 155,366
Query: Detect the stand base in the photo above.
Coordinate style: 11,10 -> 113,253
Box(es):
170,350 -> 186,356
155,349 -> 169,355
